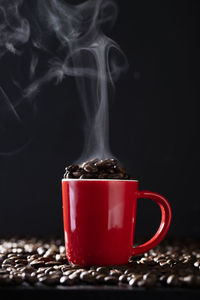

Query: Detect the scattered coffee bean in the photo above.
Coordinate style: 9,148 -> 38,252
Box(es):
60,275 -> 73,285
38,274 -> 60,285
96,266 -> 109,274
104,276 -> 118,284
0,237 -> 200,288
80,271 -> 94,283
118,274 -> 128,283
95,274 -> 106,283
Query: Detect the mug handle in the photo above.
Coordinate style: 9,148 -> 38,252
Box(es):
132,191 -> 172,256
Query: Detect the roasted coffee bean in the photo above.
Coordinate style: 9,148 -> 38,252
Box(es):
83,158 -> 99,165
119,274 -> 128,283
19,266 -> 35,274
39,274 -> 60,285
15,263 -> 26,269
108,173 -> 124,179
109,269 -> 123,277
43,246 -> 58,258
80,271 -> 94,283
166,274 -> 179,286
30,259 -> 46,268
22,273 -> 37,284
12,248 -> 24,254
7,254 -> 18,259
0,274 -> 12,285
1,237 -> 200,288
114,166 -> 126,174
95,274 -> 105,283
15,259 -> 27,265
98,173 -> 108,179
66,164 -> 79,172
80,173 -> 93,179
128,275 -> 143,286
2,259 -> 15,266
63,270 -> 74,276
64,158 -> 134,180
72,171 -> 83,178
179,275 -> 196,285
83,163 -> 98,173
10,274 -> 23,284
142,273 -> 157,286
27,254 -> 40,262
194,260 -> 200,267
60,275 -> 73,285
45,261 -> 61,267
55,254 -> 67,262
96,267 -> 109,274
68,272 -> 80,283
0,269 -> 9,275
104,276 -> 118,284
64,172 -> 71,178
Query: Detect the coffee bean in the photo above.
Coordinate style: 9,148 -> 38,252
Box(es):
80,173 -> 93,179
83,163 -> 98,173
66,164 -> 79,172
166,274 -> 179,286
15,263 -> 26,269
45,261 -> 61,267
7,254 -> 18,259
30,259 -> 46,268
22,272 -> 37,284
96,267 -> 109,274
0,269 -> 9,275
72,171 -> 82,178
43,246 -> 57,258
95,274 -> 106,283
10,274 -> 23,284
104,276 -> 118,284
194,260 -> 200,267
68,271 -> 80,282
119,274 -> 128,283
95,159 -> 115,169
179,275 -> 195,285
15,259 -> 27,265
80,271 -> 94,283
128,275 -> 143,286
63,270 -> 74,276
98,173 -> 108,179
114,166 -> 126,174
39,274 -> 60,285
64,158 -> 133,180
1,237 -> 200,288
27,254 -> 40,262
2,259 -> 15,266
0,274 -> 12,285
109,269 -> 123,277
19,265 -> 35,274
60,275 -> 73,285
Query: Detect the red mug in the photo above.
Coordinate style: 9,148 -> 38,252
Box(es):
62,179 -> 172,266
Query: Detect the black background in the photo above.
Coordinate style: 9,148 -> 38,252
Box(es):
0,0 -> 199,239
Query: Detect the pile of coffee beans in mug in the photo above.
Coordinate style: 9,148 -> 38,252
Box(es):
64,158 -> 133,179
0,237 -> 200,287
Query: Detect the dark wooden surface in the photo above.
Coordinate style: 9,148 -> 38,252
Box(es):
0,284 -> 200,300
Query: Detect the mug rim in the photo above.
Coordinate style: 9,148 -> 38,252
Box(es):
62,178 -> 138,182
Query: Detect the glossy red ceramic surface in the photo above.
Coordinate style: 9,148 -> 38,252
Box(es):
62,179 -> 171,266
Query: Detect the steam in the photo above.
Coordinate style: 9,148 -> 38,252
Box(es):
0,0 -> 30,58
0,0 -> 127,160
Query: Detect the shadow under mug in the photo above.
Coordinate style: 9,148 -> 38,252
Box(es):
62,179 -> 172,266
